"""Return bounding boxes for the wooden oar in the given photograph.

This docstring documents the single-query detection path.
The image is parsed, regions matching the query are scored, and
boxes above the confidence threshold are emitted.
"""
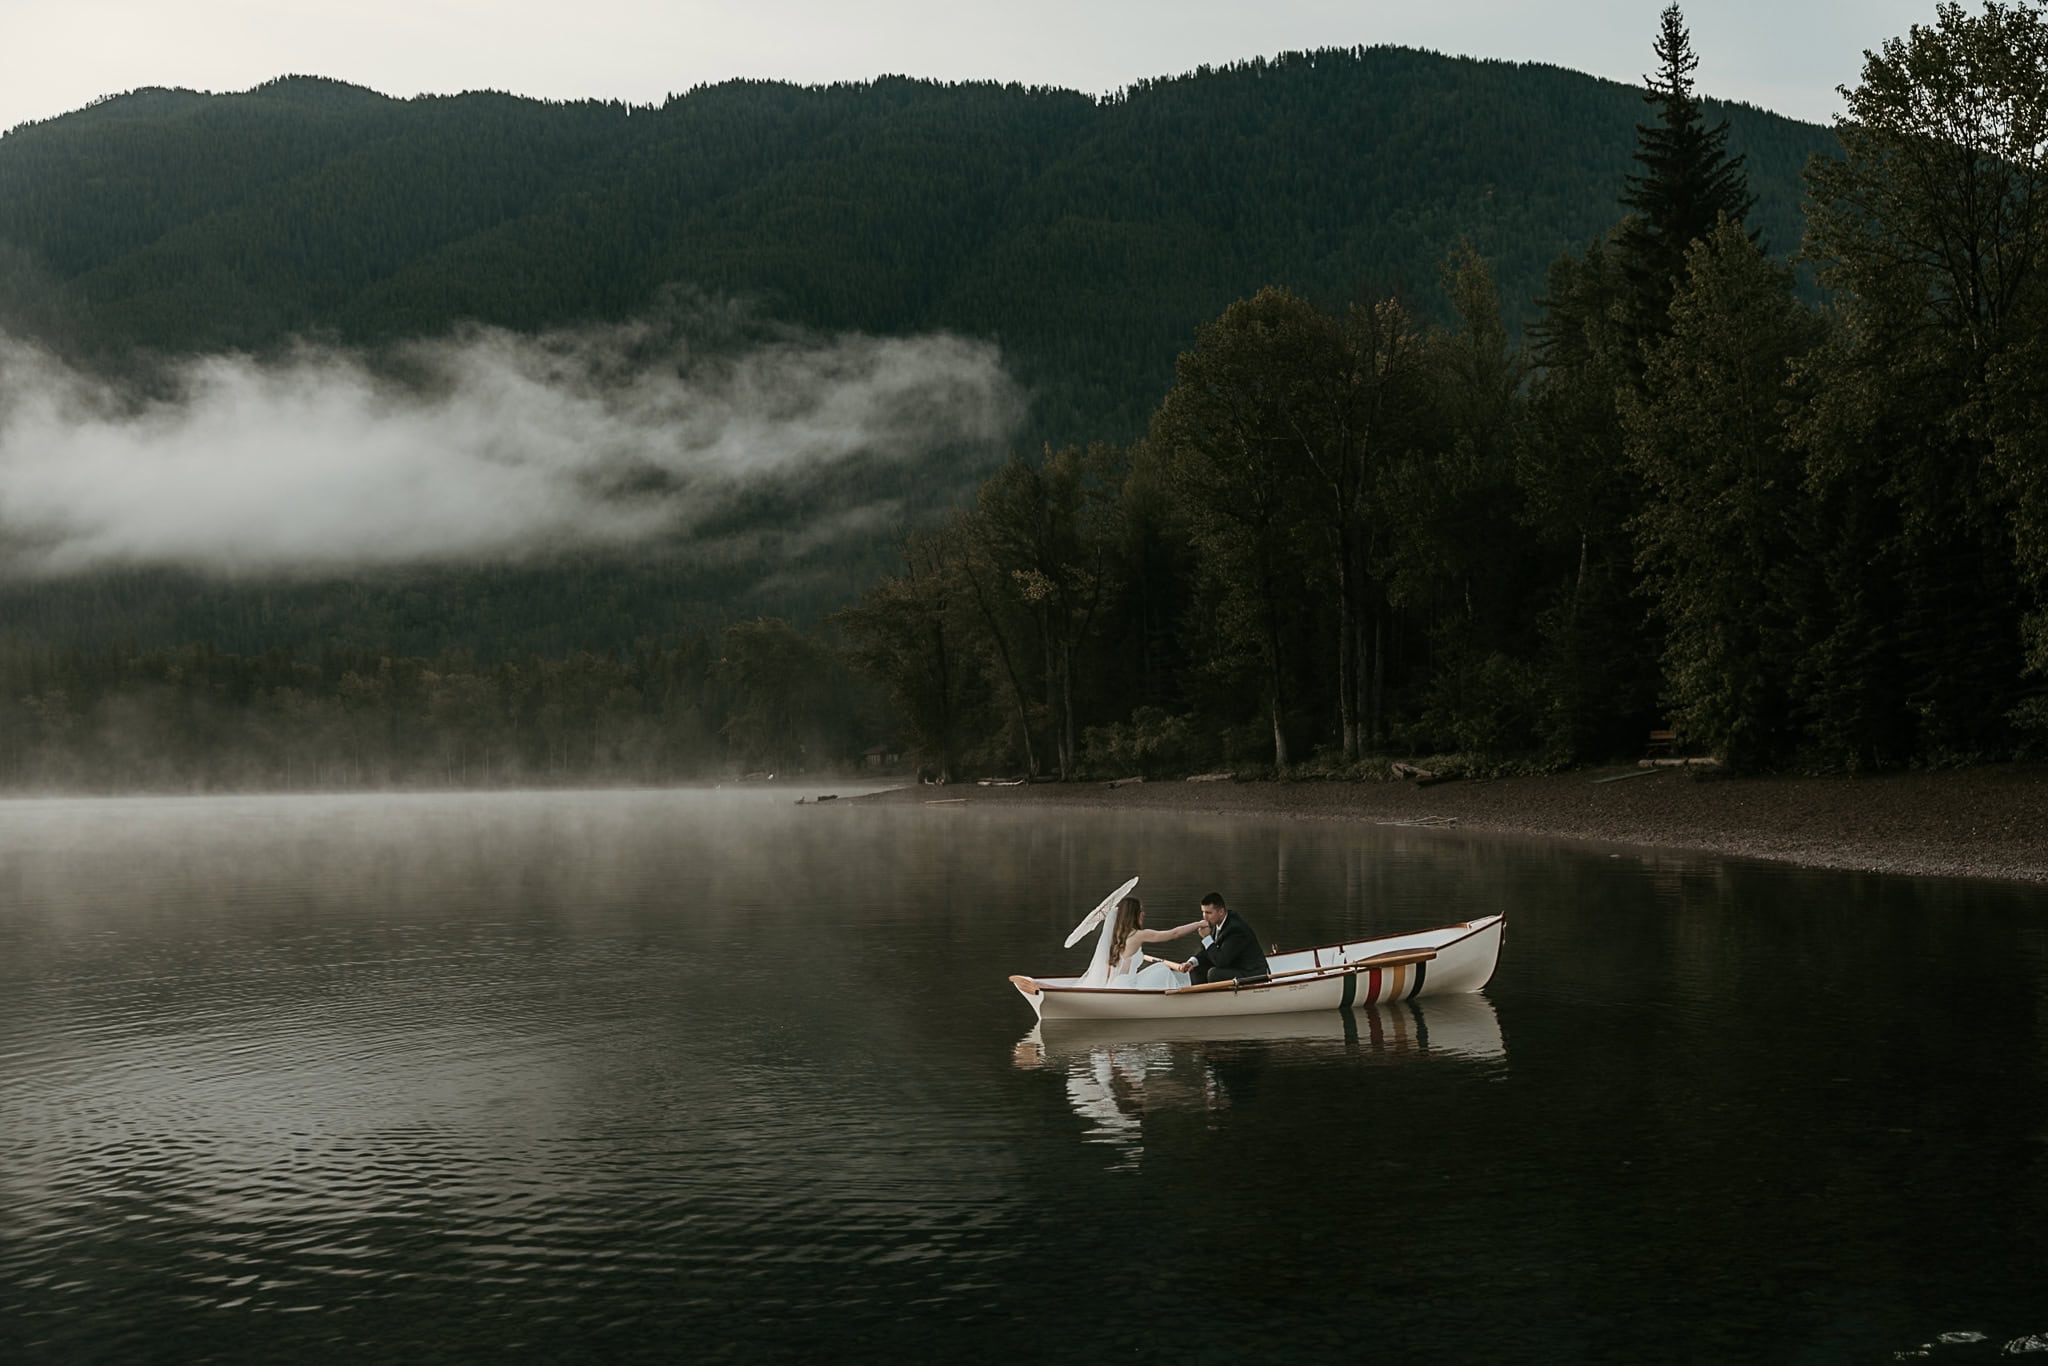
[1162,948,1437,994]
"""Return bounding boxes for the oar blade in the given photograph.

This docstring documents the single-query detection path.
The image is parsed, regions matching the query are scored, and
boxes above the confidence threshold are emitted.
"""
[1062,875,1140,947]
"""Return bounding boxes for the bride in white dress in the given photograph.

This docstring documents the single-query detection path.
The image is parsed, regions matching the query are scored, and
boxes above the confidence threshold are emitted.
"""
[1100,896,1203,989]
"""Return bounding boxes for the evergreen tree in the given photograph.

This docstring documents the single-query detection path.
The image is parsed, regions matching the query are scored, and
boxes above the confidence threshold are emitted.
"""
[1615,5,1757,359]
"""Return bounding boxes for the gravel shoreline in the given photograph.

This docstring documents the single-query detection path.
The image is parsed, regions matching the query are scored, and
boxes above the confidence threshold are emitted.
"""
[857,763,2048,886]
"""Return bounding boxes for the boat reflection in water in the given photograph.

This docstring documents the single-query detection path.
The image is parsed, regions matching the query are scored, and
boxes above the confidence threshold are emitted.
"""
[1012,993,1505,1157]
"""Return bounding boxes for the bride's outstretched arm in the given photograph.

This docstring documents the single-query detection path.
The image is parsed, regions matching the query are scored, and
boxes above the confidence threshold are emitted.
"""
[1133,920,1205,946]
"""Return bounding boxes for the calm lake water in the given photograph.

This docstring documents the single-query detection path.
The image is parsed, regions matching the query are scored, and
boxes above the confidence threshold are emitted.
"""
[2,788,2044,1363]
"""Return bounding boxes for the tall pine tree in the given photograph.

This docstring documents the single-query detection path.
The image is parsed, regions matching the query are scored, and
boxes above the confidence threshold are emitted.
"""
[1616,4,1757,361]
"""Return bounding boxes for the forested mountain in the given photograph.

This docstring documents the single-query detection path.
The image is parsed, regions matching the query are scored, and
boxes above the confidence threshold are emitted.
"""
[36,28,2021,793]
[0,49,1833,443]
[0,49,1834,659]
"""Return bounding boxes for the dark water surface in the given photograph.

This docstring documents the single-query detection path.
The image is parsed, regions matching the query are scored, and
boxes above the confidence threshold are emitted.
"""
[3,789,2045,1363]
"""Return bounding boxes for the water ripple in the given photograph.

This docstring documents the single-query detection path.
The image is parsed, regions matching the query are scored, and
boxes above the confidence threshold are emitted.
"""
[5,790,2046,1362]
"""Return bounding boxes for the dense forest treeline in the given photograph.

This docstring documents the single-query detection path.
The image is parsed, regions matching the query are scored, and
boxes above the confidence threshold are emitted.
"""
[0,620,873,791]
[3,6,2045,789]
[835,2,2048,782]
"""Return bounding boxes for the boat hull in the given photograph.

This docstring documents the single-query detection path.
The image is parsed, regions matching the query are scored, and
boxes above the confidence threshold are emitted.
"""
[1011,915,1503,1022]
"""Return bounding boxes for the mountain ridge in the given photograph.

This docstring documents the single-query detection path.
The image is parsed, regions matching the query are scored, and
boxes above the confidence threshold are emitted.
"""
[0,44,1840,649]
[0,46,1837,431]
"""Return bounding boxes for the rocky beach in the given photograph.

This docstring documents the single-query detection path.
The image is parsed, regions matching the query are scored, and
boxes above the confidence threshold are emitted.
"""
[859,763,2048,886]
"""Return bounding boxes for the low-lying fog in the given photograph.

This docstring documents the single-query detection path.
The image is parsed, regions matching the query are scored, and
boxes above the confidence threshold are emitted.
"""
[0,318,1020,576]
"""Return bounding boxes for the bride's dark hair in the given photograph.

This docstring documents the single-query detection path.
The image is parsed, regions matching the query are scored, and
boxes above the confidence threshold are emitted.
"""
[1108,896,1143,970]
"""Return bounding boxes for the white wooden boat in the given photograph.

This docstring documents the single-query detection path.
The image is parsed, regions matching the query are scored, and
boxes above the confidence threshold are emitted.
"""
[1010,880,1503,1023]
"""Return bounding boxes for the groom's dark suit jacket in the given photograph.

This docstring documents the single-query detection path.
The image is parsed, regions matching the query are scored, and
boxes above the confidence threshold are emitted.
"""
[1191,912,1270,980]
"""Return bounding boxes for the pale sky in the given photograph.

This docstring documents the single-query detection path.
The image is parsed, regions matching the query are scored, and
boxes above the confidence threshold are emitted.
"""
[0,0,1944,136]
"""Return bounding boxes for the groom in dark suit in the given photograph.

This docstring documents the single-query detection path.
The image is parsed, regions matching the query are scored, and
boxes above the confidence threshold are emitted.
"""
[1177,892,1270,985]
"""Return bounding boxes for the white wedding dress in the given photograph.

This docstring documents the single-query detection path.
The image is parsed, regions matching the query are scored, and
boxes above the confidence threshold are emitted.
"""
[1107,944,1189,990]
[1078,914,1196,990]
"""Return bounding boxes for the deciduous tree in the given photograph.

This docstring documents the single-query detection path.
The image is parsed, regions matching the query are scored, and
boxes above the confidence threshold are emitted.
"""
[1801,0,2048,754]
[1623,221,1824,767]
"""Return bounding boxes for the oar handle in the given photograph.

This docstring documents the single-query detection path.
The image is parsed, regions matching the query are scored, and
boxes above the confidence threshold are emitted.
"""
[1165,977,1262,995]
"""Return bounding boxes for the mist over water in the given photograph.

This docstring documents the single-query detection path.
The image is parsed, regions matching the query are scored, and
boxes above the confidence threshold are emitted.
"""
[3,791,2046,1362]
[0,321,1020,576]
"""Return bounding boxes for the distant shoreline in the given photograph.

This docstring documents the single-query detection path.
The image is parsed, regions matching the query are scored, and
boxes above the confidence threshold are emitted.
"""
[856,764,2048,886]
